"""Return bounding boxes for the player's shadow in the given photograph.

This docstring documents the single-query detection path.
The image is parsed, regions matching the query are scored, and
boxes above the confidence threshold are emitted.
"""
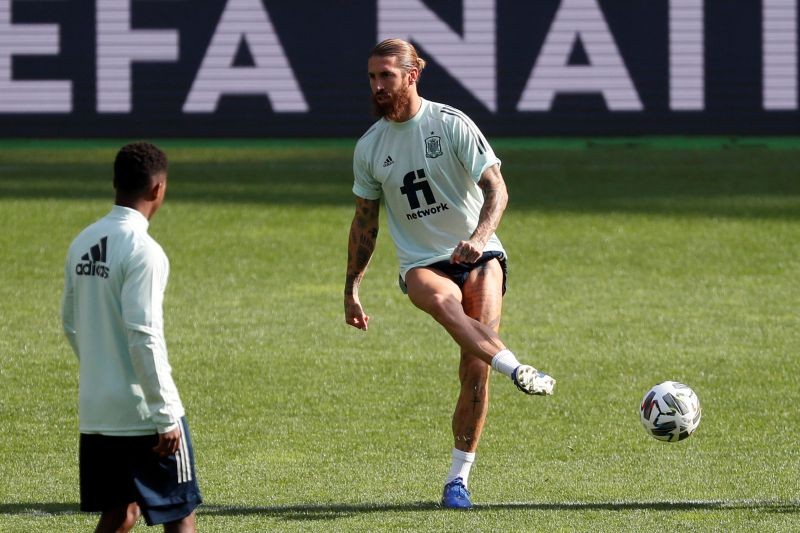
[2,500,799,522]
[0,503,81,515]
[200,500,800,521]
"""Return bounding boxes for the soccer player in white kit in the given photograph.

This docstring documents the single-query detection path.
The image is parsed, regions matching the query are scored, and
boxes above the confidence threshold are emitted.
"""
[344,39,556,510]
[62,142,201,531]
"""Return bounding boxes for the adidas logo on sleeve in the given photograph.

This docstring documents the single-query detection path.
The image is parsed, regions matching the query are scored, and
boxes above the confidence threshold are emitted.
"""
[75,236,110,278]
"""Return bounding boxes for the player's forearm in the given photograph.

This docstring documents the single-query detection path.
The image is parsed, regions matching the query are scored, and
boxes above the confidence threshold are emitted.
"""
[345,219,378,298]
[127,328,183,433]
[345,199,380,298]
[472,166,508,245]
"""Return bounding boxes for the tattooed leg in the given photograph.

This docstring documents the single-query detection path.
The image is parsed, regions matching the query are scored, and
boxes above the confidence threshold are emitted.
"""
[451,258,504,452]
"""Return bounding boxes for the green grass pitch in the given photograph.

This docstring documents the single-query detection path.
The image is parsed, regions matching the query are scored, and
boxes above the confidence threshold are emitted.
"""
[0,138,798,531]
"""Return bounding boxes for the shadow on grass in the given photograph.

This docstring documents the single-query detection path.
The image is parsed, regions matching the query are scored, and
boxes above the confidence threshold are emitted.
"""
[3,500,798,520]
[1,147,799,219]
[0,503,80,515]
[200,500,800,519]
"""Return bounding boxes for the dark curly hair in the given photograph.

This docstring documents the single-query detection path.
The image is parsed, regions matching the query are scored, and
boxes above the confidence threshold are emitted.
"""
[113,142,168,194]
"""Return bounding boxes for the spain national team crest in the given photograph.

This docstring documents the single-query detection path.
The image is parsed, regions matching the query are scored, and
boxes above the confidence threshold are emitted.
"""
[425,135,443,158]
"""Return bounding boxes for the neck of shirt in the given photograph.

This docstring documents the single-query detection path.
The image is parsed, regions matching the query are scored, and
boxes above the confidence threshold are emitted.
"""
[110,204,150,231]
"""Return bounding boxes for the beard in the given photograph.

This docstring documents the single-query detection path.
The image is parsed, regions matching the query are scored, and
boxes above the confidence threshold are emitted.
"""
[371,86,412,121]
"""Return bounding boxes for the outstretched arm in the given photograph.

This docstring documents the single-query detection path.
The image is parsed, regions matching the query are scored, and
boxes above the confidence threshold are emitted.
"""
[344,196,380,330]
[451,164,508,264]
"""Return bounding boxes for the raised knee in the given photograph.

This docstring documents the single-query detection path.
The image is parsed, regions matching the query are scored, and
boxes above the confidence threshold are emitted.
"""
[426,293,461,322]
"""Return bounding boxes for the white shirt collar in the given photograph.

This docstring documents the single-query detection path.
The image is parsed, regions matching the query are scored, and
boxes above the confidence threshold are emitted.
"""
[110,204,150,230]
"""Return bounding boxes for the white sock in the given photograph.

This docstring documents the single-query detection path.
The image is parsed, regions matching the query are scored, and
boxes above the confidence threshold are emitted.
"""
[491,349,521,378]
[446,448,476,487]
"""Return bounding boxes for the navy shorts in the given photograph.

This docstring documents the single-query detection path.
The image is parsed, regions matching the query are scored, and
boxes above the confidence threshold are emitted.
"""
[400,251,508,295]
[79,417,202,526]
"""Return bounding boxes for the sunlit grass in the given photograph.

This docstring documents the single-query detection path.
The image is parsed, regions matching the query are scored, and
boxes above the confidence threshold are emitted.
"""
[1,140,799,531]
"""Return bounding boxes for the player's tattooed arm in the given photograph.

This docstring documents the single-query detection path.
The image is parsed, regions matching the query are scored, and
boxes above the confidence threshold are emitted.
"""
[345,197,380,298]
[452,164,508,264]
[473,164,508,246]
[344,197,380,330]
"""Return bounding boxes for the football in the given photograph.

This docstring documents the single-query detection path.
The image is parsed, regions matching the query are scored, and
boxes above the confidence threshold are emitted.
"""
[640,381,701,442]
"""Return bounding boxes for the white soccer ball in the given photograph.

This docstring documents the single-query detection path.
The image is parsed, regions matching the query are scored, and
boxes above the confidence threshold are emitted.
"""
[640,381,701,442]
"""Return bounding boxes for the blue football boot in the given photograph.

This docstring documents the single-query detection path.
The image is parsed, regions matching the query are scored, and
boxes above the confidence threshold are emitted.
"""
[441,477,472,510]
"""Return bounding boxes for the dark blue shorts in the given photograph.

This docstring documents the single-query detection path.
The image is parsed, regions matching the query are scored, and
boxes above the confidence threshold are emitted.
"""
[400,251,508,295]
[79,417,202,526]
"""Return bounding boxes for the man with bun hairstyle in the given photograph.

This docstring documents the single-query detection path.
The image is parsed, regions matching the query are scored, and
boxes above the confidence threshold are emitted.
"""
[344,39,556,510]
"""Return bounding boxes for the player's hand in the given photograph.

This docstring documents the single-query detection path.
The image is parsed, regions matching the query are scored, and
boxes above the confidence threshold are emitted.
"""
[152,427,181,457]
[345,298,370,331]
[450,239,483,264]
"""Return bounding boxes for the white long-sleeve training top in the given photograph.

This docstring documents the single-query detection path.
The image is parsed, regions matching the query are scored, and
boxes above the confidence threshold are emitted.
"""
[62,205,185,436]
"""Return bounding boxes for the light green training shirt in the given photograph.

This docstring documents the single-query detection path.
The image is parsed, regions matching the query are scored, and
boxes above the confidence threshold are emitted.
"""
[353,98,505,279]
[62,205,184,436]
